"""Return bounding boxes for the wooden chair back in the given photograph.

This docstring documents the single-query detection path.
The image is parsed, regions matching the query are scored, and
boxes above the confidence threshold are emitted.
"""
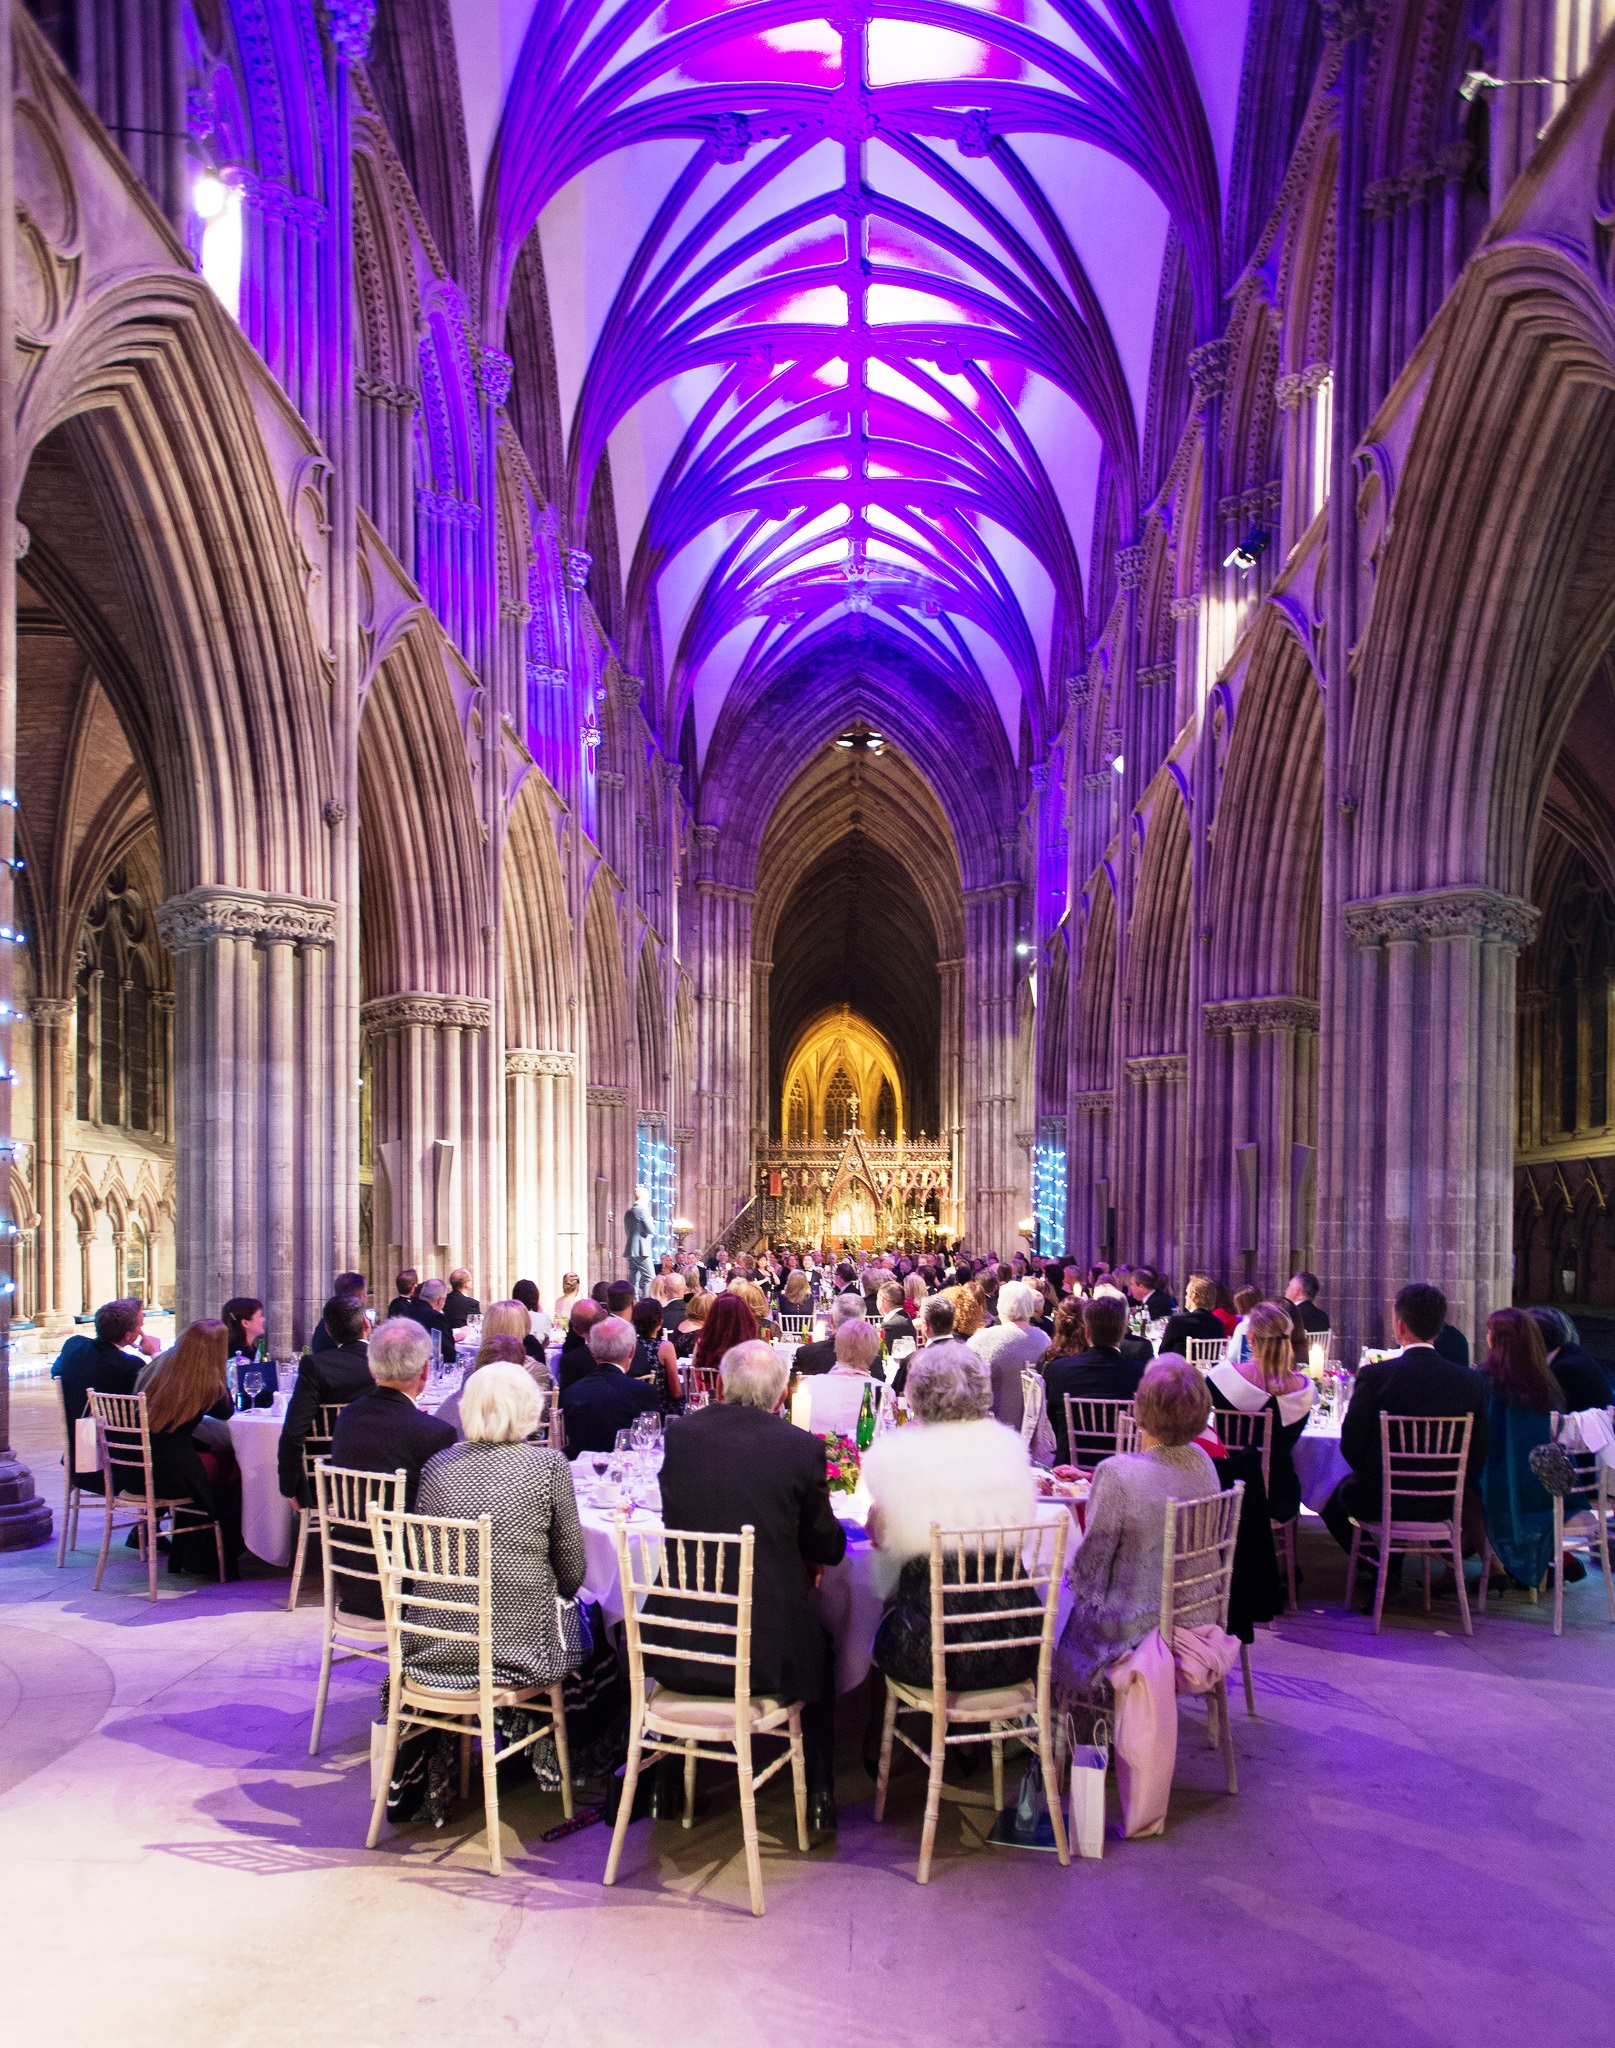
[1186,1337,1225,1370]
[1548,1408,1609,1504]
[87,1389,153,1499]
[1211,1406,1272,1491]
[1062,1394,1137,1472]
[314,1461,407,1608]
[686,1362,723,1403]
[1159,1483,1245,1635]
[924,1517,1069,1704]
[300,1402,347,1487]
[778,1311,814,1340]
[617,1523,757,1711]
[1378,1414,1472,1527]
[1020,1369,1046,1448]
[369,1506,495,1706]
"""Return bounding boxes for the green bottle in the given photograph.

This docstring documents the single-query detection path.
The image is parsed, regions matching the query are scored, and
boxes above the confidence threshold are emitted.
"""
[856,1380,876,1452]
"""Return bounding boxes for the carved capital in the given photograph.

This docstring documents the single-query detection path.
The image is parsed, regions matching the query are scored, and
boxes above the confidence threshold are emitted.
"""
[614,672,644,706]
[565,549,593,592]
[27,997,72,1025]
[416,488,481,530]
[360,993,494,1033]
[1168,590,1201,620]
[1344,888,1540,950]
[1114,543,1147,590]
[479,349,514,407]
[1125,1053,1189,1085]
[598,770,626,791]
[1138,662,1174,690]
[355,370,419,414]
[1204,995,1321,1035]
[1083,769,1113,791]
[325,0,376,64]
[322,799,348,830]
[1319,0,1379,41]
[691,824,721,850]
[505,1048,577,1077]
[1071,1089,1113,1114]
[587,1084,630,1108]
[1188,338,1232,408]
[156,887,338,951]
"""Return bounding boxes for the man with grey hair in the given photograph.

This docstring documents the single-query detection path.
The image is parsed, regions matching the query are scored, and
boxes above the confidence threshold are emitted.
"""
[793,1290,873,1378]
[401,1275,459,1364]
[968,1276,1049,1432]
[557,1312,661,1455]
[324,1318,455,1614]
[648,1337,847,1834]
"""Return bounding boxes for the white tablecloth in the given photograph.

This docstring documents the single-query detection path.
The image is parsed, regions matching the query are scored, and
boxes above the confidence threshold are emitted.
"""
[1293,1417,1349,1515]
[228,1409,296,1566]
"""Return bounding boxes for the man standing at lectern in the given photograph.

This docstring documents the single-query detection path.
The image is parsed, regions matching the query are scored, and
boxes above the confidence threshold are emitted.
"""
[624,1184,655,1300]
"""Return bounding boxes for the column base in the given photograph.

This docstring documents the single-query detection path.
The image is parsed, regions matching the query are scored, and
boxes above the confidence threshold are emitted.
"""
[0,1455,53,1549]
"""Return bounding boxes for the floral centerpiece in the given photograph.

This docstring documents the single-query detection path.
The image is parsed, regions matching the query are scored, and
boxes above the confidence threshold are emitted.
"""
[818,1430,860,1495]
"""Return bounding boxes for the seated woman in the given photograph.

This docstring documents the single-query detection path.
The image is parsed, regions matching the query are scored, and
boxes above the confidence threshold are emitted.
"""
[1478,1307,1582,1590]
[550,1272,582,1325]
[948,1284,987,1344]
[861,1342,1040,1690]
[672,1289,712,1360]
[119,1318,244,1578]
[482,1296,547,1374]
[1224,1287,1261,1364]
[801,1317,885,1435]
[432,1333,528,1439]
[1204,1300,1315,1523]
[686,1290,758,1389]
[389,1364,603,1822]
[778,1268,814,1325]
[1053,1359,1220,1712]
[628,1296,682,1408]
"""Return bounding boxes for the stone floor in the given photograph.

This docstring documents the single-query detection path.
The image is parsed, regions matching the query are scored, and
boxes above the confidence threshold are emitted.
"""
[4,1378,1614,2048]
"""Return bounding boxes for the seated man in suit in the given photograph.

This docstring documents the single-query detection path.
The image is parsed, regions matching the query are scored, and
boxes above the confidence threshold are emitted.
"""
[442,1269,480,1332]
[1285,1270,1330,1336]
[1527,1306,1615,1411]
[54,1297,161,1494]
[1320,1281,1489,1576]
[1161,1275,1228,1359]
[556,1298,604,1391]
[277,1295,375,1505]
[310,1271,368,1353]
[400,1277,458,1363]
[645,1339,847,1833]
[877,1280,916,1352]
[792,1292,867,1377]
[326,1317,456,1617]
[1043,1294,1146,1466]
[557,1314,662,1456]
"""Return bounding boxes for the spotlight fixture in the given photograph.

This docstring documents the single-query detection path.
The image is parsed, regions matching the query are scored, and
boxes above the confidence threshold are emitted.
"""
[1224,526,1270,573]
[1015,941,1031,956]
[833,725,884,754]
[1459,69,1571,101]
[193,172,229,220]
[1112,754,1125,775]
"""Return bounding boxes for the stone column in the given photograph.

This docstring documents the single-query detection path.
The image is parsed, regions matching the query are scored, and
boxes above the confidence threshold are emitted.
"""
[1337,889,1538,1354]
[691,825,753,1244]
[156,888,339,1350]
[1069,1090,1113,1260]
[1203,997,1321,1290]
[964,865,1021,1254]
[505,1048,577,1300]
[28,996,72,1332]
[938,957,965,1236]
[751,957,772,1150]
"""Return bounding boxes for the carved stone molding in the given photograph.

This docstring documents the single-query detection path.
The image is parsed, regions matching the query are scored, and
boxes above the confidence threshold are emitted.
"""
[1204,995,1321,1035]
[565,549,593,592]
[322,799,348,830]
[1071,1090,1114,1113]
[1344,888,1540,950]
[1274,362,1331,410]
[1114,544,1147,589]
[505,1048,577,1077]
[1083,769,1113,791]
[674,1126,695,1147]
[1138,663,1174,690]
[360,993,493,1033]
[355,370,419,413]
[1188,337,1232,407]
[26,997,72,1024]
[416,488,481,529]
[615,673,644,706]
[597,770,626,791]
[479,349,514,406]
[325,0,376,65]
[587,1084,630,1108]
[156,887,338,951]
[1125,1054,1189,1085]
[1168,590,1201,620]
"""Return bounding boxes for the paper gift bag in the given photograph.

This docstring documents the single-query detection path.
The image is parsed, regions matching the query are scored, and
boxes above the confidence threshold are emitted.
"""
[369,1720,391,1801]
[1068,1743,1107,1859]
[73,1415,99,1476]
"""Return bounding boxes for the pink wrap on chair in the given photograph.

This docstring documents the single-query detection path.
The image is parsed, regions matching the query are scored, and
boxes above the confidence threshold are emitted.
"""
[1171,1622,1240,1695]
[1106,1629,1176,1838]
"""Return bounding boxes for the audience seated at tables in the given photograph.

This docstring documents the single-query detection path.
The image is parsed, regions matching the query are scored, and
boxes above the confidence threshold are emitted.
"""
[1053,1359,1220,1713]
[670,1289,710,1360]
[861,1342,1040,1691]
[644,1339,846,1834]
[1285,1270,1330,1335]
[321,1317,457,1613]
[482,1297,548,1372]
[651,1271,690,1338]
[685,1289,761,1391]
[778,1269,814,1322]
[117,1319,244,1577]
[1204,1301,1315,1523]
[1319,1282,1489,1567]
[53,1297,161,1452]
[1043,1295,1146,1466]
[442,1269,481,1332]
[557,1315,663,1456]
[1161,1276,1227,1359]
[556,1299,604,1391]
[628,1296,682,1407]
[1476,1307,1585,1591]
[400,1278,459,1364]
[431,1334,527,1441]
[309,1272,368,1353]
[385,1269,420,1319]
[792,1291,863,1377]
[800,1318,884,1435]
[1525,1307,1615,1412]
[968,1279,1050,1433]
[386,1363,597,1824]
[277,1295,374,1504]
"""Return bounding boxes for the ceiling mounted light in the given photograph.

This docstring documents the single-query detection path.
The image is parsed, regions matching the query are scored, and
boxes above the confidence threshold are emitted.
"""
[834,725,884,754]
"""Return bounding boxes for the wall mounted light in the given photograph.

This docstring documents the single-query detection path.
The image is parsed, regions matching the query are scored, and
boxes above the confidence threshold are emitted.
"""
[1223,527,1269,573]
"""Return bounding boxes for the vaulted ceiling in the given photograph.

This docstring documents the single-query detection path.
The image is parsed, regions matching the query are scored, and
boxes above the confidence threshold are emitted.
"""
[448,0,1250,768]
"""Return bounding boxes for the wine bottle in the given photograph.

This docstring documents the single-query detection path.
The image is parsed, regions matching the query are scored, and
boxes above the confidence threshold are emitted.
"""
[856,1379,876,1452]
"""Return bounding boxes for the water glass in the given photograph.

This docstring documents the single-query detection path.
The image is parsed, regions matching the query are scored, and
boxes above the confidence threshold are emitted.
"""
[242,1369,263,1408]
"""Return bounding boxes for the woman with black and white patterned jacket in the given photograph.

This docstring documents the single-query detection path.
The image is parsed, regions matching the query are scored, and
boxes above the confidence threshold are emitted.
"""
[410,1363,589,1692]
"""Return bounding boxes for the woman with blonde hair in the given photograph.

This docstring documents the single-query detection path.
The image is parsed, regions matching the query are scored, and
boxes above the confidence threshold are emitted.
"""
[481,1296,549,1374]
[1204,1300,1314,1521]
[117,1318,243,1577]
[672,1288,712,1359]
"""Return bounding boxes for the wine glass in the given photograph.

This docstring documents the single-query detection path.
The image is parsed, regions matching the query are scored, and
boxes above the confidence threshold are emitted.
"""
[242,1369,263,1409]
[589,1451,612,1497]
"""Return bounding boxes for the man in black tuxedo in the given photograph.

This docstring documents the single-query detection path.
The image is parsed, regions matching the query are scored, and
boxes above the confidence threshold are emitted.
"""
[1043,1295,1146,1465]
[646,1339,847,1833]
[54,1298,161,1496]
[310,1271,369,1353]
[278,1295,375,1504]
[1132,1267,1176,1322]
[1161,1276,1227,1359]
[1527,1306,1615,1411]
[326,1317,455,1616]
[1320,1282,1489,1566]
[1285,1270,1330,1335]
[558,1315,662,1454]
[792,1291,865,1377]
[442,1269,480,1332]
[556,1297,604,1391]
[400,1278,458,1363]
[877,1280,916,1350]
